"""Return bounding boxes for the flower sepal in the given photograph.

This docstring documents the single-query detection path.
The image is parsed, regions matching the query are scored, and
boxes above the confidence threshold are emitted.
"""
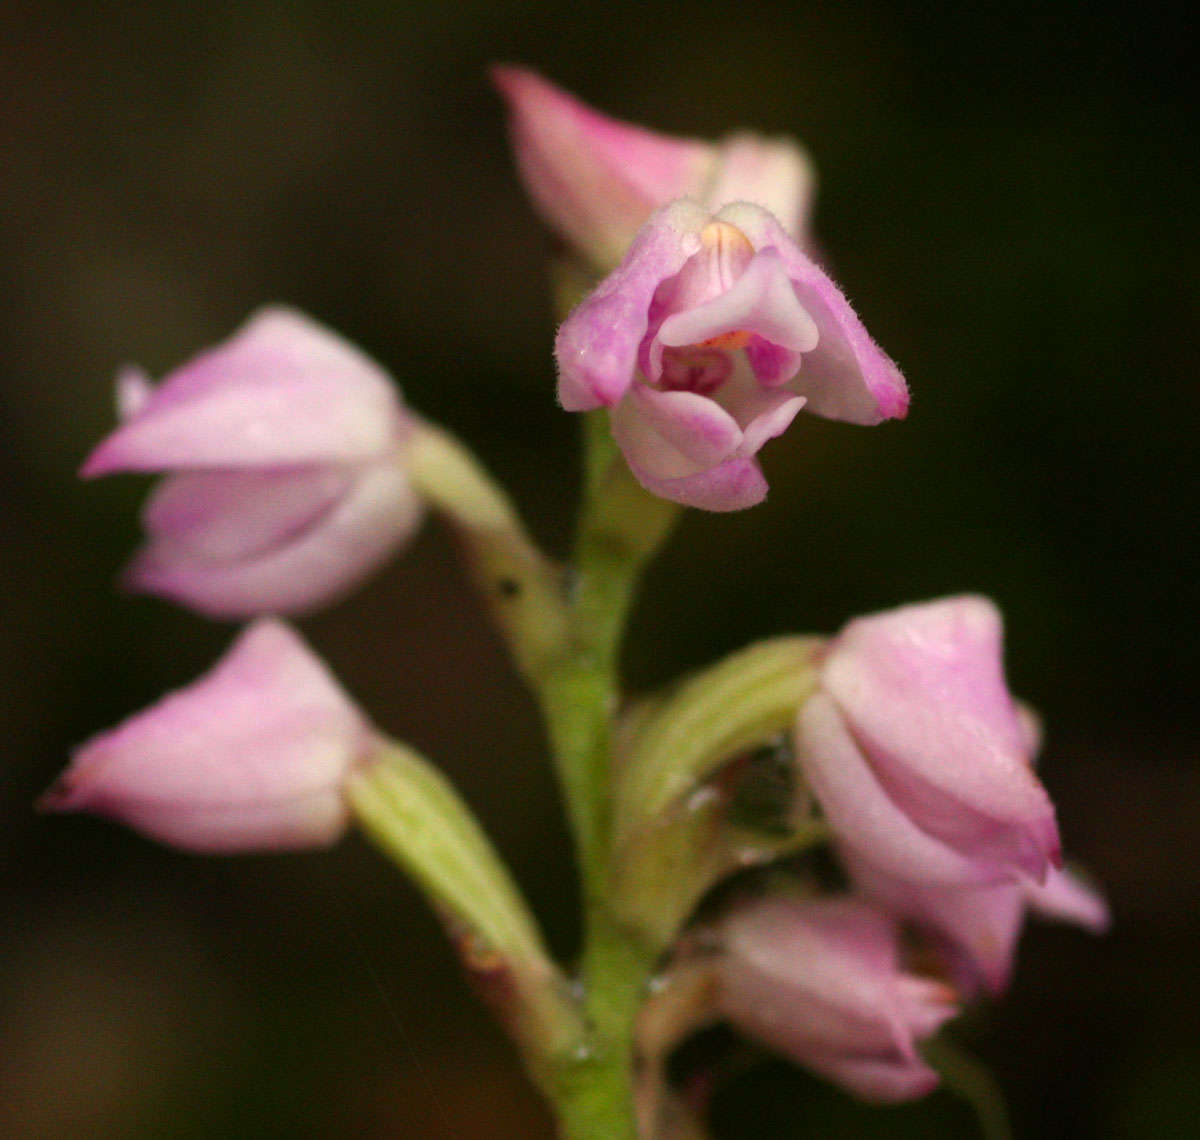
[42,619,378,852]
[796,596,1063,887]
[713,894,960,1103]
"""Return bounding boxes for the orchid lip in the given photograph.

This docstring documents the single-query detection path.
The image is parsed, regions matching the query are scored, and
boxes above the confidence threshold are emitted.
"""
[656,248,819,356]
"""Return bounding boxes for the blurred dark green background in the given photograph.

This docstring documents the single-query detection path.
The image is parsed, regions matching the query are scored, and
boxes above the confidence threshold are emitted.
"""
[2,1,1196,1136]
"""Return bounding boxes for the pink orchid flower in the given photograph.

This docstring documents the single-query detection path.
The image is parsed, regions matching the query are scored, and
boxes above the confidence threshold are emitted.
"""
[717,896,958,1103]
[556,199,907,509]
[42,620,379,852]
[82,307,423,618]
[796,596,1063,886]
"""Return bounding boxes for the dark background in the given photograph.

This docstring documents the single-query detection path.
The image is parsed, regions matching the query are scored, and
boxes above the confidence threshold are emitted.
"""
[2,1,1196,1136]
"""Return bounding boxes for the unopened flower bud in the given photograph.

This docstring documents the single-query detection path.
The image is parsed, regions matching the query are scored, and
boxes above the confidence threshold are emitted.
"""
[716,896,957,1103]
[82,307,423,618]
[43,620,378,852]
[493,66,816,272]
[797,596,1062,886]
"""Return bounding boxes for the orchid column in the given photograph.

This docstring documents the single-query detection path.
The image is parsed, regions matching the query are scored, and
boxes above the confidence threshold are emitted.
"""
[45,68,1106,1140]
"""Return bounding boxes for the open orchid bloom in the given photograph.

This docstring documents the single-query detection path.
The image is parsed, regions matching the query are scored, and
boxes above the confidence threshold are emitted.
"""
[797,596,1062,886]
[82,307,423,618]
[556,200,907,509]
[493,65,815,270]
[716,896,958,1103]
[42,620,378,851]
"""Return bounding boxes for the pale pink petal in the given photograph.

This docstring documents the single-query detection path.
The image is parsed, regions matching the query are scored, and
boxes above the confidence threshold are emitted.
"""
[718,202,909,424]
[744,337,804,385]
[104,793,350,852]
[1024,867,1110,933]
[863,757,1060,884]
[845,848,1020,994]
[709,360,807,454]
[1016,701,1044,757]
[723,898,898,1017]
[704,133,817,242]
[556,200,708,410]
[738,393,806,456]
[722,898,947,1059]
[823,596,1061,882]
[610,397,708,484]
[717,896,956,1104]
[846,851,1107,996]
[81,307,403,475]
[644,219,758,335]
[797,694,997,884]
[620,385,743,469]
[42,620,371,851]
[128,461,422,618]
[140,466,354,564]
[492,66,716,270]
[625,454,769,511]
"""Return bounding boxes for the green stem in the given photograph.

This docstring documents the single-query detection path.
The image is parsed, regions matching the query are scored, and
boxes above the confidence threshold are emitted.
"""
[538,415,679,1139]
[549,413,679,881]
[552,913,654,1140]
[540,659,616,895]
[573,413,679,664]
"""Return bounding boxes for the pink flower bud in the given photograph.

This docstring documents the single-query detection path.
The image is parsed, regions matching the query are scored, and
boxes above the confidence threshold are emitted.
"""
[492,66,815,270]
[82,307,423,618]
[716,896,957,1103]
[844,852,1109,996]
[555,200,907,509]
[797,597,1062,887]
[42,620,377,852]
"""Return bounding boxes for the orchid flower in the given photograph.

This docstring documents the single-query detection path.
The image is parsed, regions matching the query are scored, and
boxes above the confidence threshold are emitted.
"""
[796,596,1062,886]
[82,307,423,618]
[43,620,377,851]
[717,896,958,1103]
[556,200,907,509]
